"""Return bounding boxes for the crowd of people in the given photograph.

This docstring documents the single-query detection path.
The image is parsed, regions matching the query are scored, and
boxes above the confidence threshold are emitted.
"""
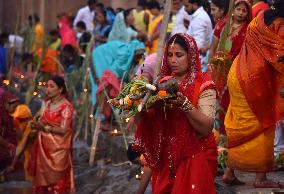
[0,0,284,193]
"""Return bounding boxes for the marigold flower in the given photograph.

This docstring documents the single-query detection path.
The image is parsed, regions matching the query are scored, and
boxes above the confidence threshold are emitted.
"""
[135,99,142,105]
[158,90,168,97]
[127,99,133,106]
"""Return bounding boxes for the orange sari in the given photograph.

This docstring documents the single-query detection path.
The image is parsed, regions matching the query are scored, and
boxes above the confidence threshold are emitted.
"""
[225,13,284,172]
[28,100,75,193]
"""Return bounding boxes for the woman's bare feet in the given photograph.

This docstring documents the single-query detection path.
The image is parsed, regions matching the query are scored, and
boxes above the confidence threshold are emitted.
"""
[254,172,281,188]
[222,168,245,186]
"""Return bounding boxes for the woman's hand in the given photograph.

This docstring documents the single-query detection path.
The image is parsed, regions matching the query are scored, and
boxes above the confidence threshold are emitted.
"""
[30,121,45,131]
[168,92,194,112]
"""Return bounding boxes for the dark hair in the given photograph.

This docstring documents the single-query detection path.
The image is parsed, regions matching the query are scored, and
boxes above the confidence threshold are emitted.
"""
[123,8,134,19]
[76,21,87,30]
[211,0,230,15]
[28,14,40,23]
[235,0,249,10]
[201,0,211,13]
[97,10,107,18]
[50,75,67,95]
[188,0,202,6]
[167,35,188,52]
[87,0,96,6]
[95,2,104,11]
[49,29,59,37]
[138,0,148,7]
[22,52,33,62]
[123,8,137,30]
[127,143,141,162]
[106,7,115,15]
[147,0,161,10]
[79,32,92,52]
[0,32,9,46]
[63,44,76,55]
[264,0,284,25]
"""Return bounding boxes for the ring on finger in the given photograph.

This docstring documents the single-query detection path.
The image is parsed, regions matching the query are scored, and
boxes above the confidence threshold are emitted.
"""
[182,97,189,106]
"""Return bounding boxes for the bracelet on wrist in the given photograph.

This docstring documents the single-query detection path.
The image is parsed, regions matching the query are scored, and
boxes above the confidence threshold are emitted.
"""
[181,98,194,112]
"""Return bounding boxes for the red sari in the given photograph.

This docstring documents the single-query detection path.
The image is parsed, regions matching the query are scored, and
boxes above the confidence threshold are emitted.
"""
[252,1,269,19]
[28,99,75,194]
[0,92,18,171]
[134,34,217,194]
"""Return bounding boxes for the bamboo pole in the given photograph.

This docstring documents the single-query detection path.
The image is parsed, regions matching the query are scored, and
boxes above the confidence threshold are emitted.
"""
[153,0,172,78]
[89,94,104,166]
[138,0,172,111]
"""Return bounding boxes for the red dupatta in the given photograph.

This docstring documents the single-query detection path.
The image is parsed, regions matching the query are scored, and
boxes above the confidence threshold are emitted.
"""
[134,34,215,175]
[237,13,284,129]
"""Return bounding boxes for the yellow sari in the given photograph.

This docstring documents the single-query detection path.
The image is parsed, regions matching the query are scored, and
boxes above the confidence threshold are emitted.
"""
[225,60,275,172]
[32,23,44,52]
[147,14,163,54]
[225,12,284,172]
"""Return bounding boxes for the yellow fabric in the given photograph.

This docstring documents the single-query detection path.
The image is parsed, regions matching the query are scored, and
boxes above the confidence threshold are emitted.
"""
[23,123,33,181]
[49,38,61,51]
[16,122,33,181]
[13,104,32,119]
[147,14,163,54]
[32,24,44,52]
[133,9,147,33]
[224,60,275,172]
[13,104,33,180]
[167,15,176,33]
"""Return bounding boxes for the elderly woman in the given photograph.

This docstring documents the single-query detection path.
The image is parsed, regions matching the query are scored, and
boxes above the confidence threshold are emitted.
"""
[29,75,75,193]
[134,34,217,193]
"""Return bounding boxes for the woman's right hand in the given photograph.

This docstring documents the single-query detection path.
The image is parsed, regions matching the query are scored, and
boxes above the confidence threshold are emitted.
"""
[30,121,45,131]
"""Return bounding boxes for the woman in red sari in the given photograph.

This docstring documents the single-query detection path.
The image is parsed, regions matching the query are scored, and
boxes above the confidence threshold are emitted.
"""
[134,33,217,193]
[208,0,252,134]
[29,75,75,194]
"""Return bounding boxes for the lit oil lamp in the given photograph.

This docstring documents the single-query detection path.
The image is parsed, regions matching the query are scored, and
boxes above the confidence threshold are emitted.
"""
[109,129,122,136]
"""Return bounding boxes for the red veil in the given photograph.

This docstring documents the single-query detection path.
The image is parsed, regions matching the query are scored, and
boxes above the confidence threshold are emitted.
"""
[134,34,216,175]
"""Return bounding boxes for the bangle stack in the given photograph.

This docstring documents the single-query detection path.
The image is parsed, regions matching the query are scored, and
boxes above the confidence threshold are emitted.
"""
[181,97,194,112]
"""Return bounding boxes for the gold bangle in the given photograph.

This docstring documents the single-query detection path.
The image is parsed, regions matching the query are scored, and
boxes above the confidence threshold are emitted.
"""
[182,97,189,106]
[181,100,194,112]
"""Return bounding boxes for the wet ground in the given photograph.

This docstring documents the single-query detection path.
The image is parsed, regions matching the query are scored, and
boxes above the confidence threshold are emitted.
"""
[0,140,283,194]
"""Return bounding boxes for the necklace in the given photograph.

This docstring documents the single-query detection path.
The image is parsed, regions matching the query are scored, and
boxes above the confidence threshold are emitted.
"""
[50,96,64,111]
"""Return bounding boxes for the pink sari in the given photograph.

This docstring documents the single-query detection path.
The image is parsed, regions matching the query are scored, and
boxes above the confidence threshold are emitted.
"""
[59,16,78,49]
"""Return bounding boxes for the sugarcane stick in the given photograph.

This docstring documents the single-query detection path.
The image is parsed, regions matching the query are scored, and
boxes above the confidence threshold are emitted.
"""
[153,0,172,78]
[139,0,172,111]
[89,94,104,166]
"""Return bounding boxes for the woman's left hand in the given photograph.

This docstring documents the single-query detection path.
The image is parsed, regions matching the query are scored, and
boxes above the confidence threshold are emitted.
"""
[168,92,194,112]
[168,92,187,107]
